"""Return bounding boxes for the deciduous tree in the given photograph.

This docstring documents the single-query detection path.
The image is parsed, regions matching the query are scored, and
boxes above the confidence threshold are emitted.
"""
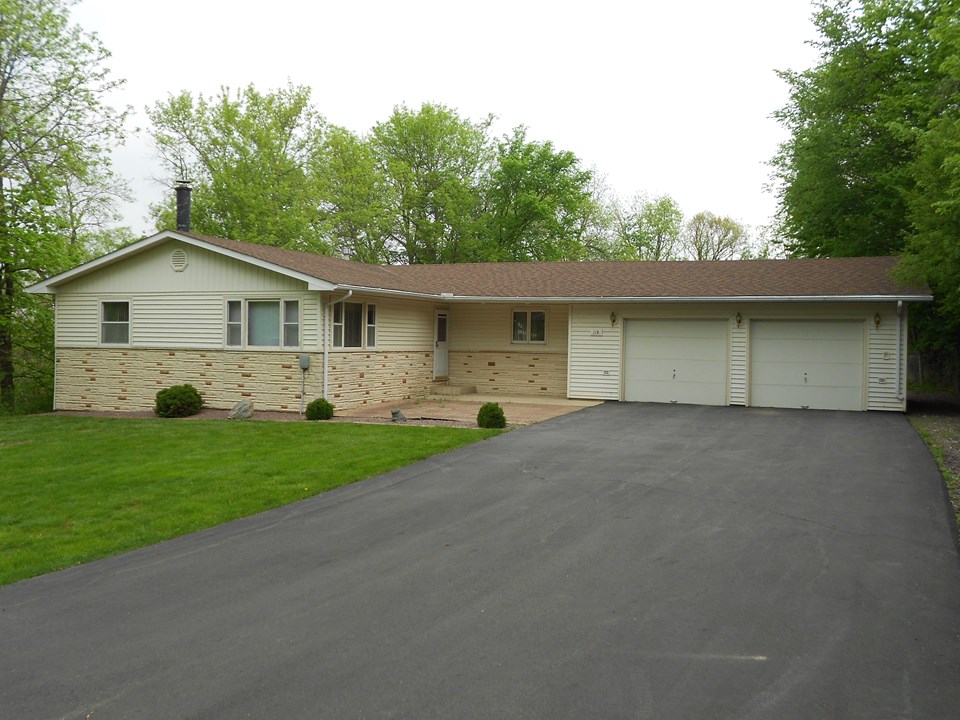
[0,0,128,412]
[682,212,749,261]
[610,194,683,260]
[371,103,491,264]
[481,127,596,261]
[148,83,332,253]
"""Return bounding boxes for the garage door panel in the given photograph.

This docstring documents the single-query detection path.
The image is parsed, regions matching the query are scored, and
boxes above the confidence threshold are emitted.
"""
[751,361,864,387]
[750,321,864,411]
[629,358,727,382]
[626,379,726,406]
[624,320,727,406]
[751,338,864,364]
[625,336,726,361]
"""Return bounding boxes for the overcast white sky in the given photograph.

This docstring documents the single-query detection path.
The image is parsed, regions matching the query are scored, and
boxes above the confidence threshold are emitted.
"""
[72,0,822,238]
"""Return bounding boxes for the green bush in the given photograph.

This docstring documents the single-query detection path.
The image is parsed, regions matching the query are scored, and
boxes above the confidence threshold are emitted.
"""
[154,384,203,418]
[476,402,506,429]
[305,398,335,421]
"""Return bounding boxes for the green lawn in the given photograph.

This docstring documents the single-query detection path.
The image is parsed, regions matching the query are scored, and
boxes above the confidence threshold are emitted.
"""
[0,415,501,586]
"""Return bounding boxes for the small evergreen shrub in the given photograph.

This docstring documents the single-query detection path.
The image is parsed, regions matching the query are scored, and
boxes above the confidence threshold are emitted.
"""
[154,384,203,418]
[306,397,335,421]
[477,402,506,429]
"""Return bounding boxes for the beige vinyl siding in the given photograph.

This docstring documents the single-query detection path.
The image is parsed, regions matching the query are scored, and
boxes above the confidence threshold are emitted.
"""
[301,294,321,350]
[59,241,307,295]
[131,294,223,347]
[375,299,434,349]
[730,323,748,405]
[55,292,317,350]
[448,304,568,352]
[321,295,433,350]
[55,295,99,346]
[867,309,906,411]
[568,305,621,399]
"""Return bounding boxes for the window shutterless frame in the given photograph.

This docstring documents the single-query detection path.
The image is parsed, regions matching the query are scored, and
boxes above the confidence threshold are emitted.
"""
[224,298,301,349]
[100,300,130,345]
[511,308,546,344]
[332,301,375,349]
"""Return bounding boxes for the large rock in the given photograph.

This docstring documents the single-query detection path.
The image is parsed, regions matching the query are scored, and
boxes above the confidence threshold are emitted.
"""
[391,409,407,423]
[228,399,254,420]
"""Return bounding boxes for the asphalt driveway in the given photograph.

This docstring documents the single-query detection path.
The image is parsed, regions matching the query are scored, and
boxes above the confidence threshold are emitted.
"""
[2,403,959,719]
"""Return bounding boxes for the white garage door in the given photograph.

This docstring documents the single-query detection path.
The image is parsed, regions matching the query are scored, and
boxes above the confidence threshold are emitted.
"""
[750,320,864,411]
[623,320,728,406]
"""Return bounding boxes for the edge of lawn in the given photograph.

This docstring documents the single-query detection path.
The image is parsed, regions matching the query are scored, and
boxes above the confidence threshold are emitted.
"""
[0,415,503,586]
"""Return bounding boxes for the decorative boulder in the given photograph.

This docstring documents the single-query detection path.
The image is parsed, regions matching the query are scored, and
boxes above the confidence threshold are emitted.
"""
[228,399,254,420]
[391,409,407,423]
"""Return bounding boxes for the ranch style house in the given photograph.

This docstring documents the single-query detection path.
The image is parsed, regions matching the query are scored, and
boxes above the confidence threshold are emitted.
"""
[27,229,930,414]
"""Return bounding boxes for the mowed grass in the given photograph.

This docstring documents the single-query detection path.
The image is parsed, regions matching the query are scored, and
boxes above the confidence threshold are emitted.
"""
[0,415,501,586]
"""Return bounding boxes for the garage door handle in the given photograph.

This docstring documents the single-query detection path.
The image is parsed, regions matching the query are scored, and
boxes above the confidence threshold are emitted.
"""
[804,372,808,383]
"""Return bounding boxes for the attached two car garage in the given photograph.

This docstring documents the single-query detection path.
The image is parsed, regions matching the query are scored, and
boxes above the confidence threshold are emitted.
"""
[622,318,867,411]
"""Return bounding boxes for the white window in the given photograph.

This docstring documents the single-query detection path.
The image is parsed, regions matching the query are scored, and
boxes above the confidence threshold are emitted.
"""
[283,301,300,347]
[101,301,130,345]
[512,309,546,343]
[366,304,377,348]
[333,301,375,348]
[226,301,242,346]
[225,299,300,349]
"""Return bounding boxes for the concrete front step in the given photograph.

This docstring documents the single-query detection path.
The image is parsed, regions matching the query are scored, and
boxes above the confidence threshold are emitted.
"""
[431,384,477,396]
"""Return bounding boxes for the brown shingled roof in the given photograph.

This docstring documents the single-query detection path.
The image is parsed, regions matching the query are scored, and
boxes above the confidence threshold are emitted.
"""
[187,233,928,300]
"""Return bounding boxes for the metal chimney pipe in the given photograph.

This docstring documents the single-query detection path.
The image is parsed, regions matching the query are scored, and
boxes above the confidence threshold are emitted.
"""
[175,180,192,232]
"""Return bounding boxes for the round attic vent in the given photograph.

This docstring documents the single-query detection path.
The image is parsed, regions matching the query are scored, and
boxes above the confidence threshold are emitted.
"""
[171,248,189,272]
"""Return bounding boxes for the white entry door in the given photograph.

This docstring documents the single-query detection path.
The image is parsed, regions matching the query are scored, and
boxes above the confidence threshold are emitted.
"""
[623,319,728,406]
[750,320,864,411]
[434,311,449,378]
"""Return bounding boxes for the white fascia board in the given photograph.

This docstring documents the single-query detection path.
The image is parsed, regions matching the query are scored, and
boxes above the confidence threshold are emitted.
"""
[399,294,934,304]
[26,231,337,293]
[332,285,451,301]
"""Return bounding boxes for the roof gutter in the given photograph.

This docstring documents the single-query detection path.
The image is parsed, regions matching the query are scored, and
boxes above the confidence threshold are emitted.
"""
[333,290,933,304]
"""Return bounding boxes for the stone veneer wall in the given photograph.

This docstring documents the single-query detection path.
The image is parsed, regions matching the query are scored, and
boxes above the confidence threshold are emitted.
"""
[55,348,435,412]
[447,350,567,397]
[326,351,434,408]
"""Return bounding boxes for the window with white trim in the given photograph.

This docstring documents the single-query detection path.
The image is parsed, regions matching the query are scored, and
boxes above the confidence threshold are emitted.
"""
[101,301,130,344]
[512,309,546,343]
[366,304,377,348]
[225,299,300,349]
[333,301,376,348]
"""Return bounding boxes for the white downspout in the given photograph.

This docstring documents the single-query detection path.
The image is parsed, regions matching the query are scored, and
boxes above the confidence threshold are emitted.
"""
[896,300,904,401]
[323,290,353,400]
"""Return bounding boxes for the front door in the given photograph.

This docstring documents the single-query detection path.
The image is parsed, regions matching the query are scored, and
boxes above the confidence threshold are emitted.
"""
[434,312,449,378]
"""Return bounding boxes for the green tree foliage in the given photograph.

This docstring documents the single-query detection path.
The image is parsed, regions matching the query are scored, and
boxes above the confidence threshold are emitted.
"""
[315,126,392,263]
[153,98,609,265]
[772,0,948,258]
[897,1,960,384]
[370,103,492,264]
[481,127,596,261]
[683,212,750,261]
[148,83,333,253]
[774,0,960,386]
[610,194,684,260]
[0,0,128,412]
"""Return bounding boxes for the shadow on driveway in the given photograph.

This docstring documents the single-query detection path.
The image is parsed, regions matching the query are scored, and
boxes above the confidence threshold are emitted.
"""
[2,403,959,719]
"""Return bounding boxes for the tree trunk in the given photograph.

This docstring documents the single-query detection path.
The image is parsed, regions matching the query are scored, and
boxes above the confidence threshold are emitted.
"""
[0,266,15,412]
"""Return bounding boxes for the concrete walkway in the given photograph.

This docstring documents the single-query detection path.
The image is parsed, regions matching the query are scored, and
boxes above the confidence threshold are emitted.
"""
[336,393,601,425]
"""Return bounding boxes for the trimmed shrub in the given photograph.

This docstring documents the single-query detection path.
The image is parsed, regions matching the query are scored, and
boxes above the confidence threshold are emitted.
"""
[476,402,506,429]
[154,384,203,418]
[305,397,335,421]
